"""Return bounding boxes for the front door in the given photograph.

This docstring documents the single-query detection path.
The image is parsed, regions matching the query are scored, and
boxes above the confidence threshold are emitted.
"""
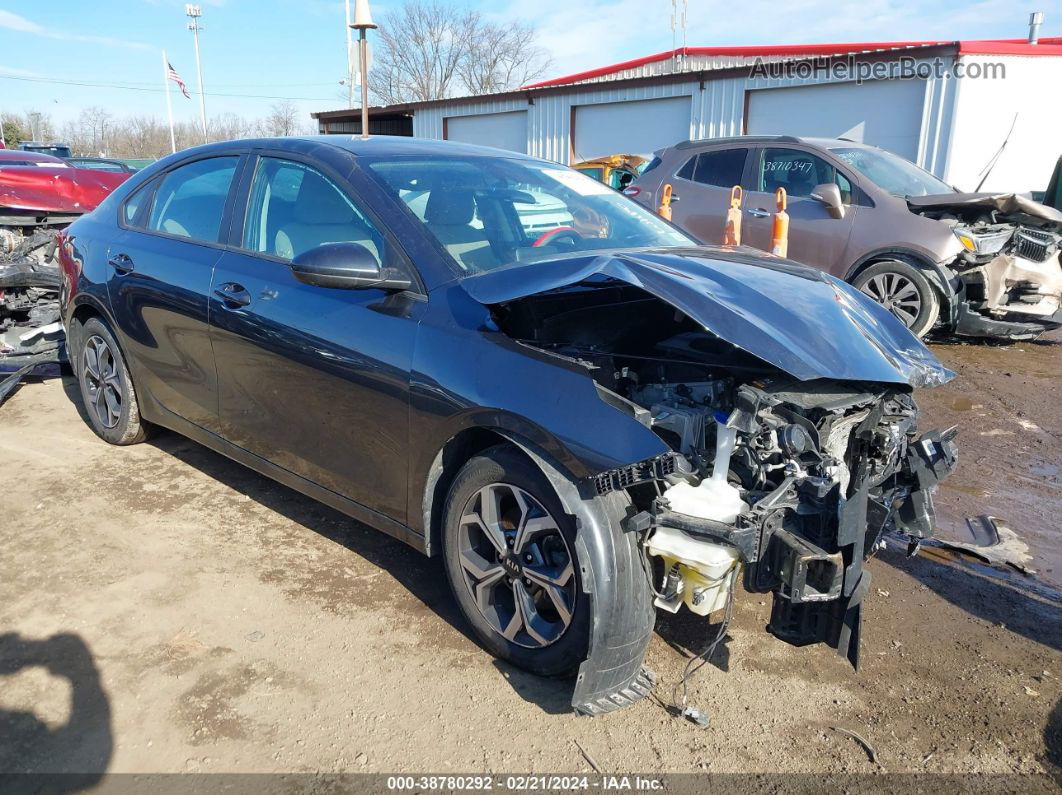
[208,155,424,522]
[106,154,241,431]
[741,147,855,274]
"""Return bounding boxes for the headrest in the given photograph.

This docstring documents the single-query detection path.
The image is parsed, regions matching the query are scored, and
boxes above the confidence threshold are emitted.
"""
[424,189,476,226]
[293,171,356,225]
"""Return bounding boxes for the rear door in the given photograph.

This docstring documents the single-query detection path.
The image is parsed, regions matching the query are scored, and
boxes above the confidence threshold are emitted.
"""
[107,153,243,431]
[208,152,425,522]
[668,146,749,244]
[741,147,855,273]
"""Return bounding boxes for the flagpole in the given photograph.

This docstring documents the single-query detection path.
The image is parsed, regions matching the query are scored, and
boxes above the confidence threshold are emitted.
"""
[162,50,176,154]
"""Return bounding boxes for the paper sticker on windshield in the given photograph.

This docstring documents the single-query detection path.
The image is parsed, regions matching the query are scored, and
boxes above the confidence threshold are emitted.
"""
[543,168,614,196]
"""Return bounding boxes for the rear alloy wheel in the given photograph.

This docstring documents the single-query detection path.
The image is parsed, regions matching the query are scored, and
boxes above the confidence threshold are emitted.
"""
[76,317,151,445]
[443,446,589,675]
[852,260,940,338]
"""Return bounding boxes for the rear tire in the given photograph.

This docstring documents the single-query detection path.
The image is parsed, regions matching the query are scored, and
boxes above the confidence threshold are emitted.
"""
[442,445,590,676]
[852,260,940,338]
[75,317,151,445]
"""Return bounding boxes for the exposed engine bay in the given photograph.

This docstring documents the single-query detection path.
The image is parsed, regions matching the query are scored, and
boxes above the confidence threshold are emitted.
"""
[493,279,958,668]
[910,193,1062,339]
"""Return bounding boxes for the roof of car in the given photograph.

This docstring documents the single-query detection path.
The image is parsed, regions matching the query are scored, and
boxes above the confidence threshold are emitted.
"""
[0,149,66,164]
[674,135,877,151]
[176,135,542,162]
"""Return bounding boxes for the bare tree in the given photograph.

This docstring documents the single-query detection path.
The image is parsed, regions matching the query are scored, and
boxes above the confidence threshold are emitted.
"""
[263,101,300,137]
[369,1,551,105]
[458,19,551,96]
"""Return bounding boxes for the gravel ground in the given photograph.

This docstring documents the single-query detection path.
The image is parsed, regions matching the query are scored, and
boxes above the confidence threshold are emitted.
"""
[0,334,1058,788]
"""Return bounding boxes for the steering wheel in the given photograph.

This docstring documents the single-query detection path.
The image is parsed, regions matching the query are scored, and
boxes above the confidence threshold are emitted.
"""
[532,226,583,248]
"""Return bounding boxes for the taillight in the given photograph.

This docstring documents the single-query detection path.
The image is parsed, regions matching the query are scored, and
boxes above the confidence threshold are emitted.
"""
[622,186,641,197]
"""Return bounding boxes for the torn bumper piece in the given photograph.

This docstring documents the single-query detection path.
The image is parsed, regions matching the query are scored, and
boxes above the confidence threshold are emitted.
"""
[953,252,1062,340]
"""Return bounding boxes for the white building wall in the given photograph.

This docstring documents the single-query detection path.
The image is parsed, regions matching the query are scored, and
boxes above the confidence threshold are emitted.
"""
[411,55,958,172]
[945,55,1062,193]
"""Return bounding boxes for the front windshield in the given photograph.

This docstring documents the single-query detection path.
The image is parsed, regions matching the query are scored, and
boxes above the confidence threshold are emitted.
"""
[829,146,954,198]
[364,156,694,274]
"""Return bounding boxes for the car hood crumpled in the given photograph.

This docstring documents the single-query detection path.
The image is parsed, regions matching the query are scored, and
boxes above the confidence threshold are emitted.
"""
[907,192,1062,227]
[461,246,955,388]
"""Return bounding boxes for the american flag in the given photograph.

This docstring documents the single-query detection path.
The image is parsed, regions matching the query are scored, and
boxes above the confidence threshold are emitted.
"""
[166,61,191,99]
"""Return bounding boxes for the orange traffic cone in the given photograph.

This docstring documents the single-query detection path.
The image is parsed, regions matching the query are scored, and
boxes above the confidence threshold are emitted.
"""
[723,186,742,246]
[657,183,674,221]
[771,188,789,257]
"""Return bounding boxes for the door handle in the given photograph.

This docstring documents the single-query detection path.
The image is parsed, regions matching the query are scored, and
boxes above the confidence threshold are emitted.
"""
[748,208,771,218]
[213,282,252,307]
[107,253,134,273]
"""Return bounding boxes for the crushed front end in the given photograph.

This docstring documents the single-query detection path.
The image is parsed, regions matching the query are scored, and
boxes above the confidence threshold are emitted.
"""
[911,193,1062,340]
[611,373,957,668]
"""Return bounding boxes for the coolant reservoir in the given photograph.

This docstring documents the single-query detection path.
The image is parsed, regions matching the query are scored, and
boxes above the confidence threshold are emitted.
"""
[646,526,740,616]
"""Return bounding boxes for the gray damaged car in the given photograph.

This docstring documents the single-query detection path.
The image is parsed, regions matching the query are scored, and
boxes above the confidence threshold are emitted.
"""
[628,136,1062,341]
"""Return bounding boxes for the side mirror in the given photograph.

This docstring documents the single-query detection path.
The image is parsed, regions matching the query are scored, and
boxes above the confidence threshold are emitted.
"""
[291,242,412,291]
[810,183,846,219]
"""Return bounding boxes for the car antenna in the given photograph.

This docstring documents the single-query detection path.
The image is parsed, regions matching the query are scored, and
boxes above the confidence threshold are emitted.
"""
[974,113,1018,192]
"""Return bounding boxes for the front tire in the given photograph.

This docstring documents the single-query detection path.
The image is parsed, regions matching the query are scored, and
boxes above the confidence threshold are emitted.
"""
[75,317,151,445]
[852,260,940,338]
[442,445,589,676]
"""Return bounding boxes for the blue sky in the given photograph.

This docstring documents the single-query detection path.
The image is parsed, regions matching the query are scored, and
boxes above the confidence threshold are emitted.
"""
[1,0,1059,127]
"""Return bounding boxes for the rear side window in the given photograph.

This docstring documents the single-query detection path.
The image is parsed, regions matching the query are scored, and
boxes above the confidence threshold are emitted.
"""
[147,157,238,242]
[675,149,748,188]
[692,148,748,188]
[640,156,662,175]
[122,183,150,226]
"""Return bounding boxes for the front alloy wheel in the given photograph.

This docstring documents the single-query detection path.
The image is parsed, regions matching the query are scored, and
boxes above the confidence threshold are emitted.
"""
[442,446,590,676]
[458,483,576,649]
[852,260,940,338]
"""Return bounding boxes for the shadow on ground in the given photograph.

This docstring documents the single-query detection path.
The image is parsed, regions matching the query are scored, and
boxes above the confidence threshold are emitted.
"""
[881,543,1062,653]
[0,632,112,790]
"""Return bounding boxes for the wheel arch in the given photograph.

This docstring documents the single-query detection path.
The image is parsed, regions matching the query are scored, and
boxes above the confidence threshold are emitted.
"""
[844,248,958,324]
[421,421,657,714]
[67,295,113,356]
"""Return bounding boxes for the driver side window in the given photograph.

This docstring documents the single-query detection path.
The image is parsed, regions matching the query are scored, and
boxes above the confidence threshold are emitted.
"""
[242,157,384,264]
[758,148,855,204]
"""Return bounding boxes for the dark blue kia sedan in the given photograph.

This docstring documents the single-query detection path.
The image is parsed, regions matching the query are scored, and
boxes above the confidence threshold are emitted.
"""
[57,136,957,715]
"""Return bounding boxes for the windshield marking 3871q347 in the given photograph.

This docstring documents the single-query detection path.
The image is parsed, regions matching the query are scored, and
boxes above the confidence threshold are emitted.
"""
[364,156,694,274]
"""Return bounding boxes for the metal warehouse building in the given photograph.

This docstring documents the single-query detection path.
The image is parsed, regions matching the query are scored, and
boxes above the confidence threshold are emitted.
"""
[313,36,1062,193]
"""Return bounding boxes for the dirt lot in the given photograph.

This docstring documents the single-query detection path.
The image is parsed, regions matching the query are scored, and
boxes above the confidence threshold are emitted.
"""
[0,334,1059,786]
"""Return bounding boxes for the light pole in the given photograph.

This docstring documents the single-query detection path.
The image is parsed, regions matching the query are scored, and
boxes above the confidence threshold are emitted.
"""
[344,0,355,108]
[350,0,376,139]
[186,4,208,139]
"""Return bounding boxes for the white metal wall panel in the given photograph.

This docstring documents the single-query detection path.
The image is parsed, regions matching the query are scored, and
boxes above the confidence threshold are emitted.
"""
[746,79,926,160]
[407,55,958,173]
[573,96,692,161]
[445,110,528,153]
[945,55,1062,192]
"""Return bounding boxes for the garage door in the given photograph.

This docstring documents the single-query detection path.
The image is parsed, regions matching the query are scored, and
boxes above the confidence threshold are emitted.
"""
[573,96,691,162]
[746,80,926,161]
[446,111,528,153]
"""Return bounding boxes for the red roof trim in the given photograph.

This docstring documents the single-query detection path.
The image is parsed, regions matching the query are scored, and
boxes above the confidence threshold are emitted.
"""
[524,37,1062,89]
